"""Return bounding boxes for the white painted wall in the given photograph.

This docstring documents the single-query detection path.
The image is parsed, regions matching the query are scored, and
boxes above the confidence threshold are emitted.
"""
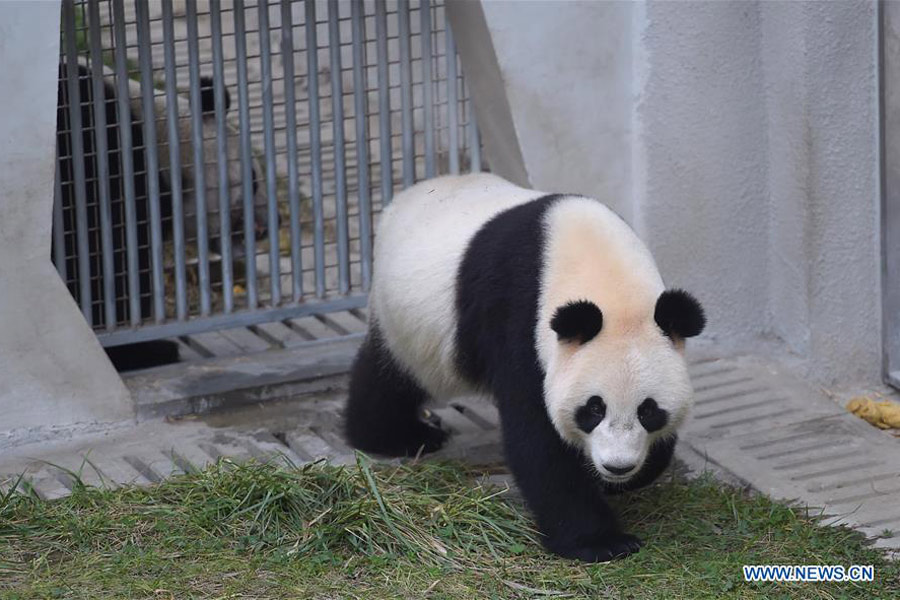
[0,1,134,447]
[452,0,881,386]
[783,1,880,385]
[478,0,635,221]
[638,1,771,345]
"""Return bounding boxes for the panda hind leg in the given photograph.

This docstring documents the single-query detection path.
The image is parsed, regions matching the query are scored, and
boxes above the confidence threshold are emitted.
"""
[344,327,448,457]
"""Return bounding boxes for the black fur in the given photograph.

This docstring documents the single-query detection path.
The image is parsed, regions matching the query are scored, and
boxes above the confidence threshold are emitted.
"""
[54,63,179,371]
[637,397,668,433]
[550,300,603,344]
[454,195,567,385]
[454,194,656,562]
[344,324,448,456]
[654,289,706,339]
[574,396,606,433]
[199,75,230,114]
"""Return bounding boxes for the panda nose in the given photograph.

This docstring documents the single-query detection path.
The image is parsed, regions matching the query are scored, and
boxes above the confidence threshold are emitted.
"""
[603,463,636,476]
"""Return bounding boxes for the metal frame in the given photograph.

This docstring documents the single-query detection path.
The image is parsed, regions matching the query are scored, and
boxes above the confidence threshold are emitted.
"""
[53,0,483,348]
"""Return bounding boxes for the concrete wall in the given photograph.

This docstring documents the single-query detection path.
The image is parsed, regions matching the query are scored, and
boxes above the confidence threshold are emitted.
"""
[0,1,134,447]
[638,1,771,345]
[787,1,880,384]
[457,0,635,221]
[451,0,882,386]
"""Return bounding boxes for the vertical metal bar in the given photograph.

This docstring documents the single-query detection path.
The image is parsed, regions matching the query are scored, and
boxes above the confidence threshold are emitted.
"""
[210,0,234,313]
[234,0,259,308]
[62,0,92,324]
[398,0,414,187]
[306,0,326,298]
[136,0,166,322]
[281,0,302,302]
[258,0,281,306]
[186,0,212,316]
[161,0,188,320]
[468,90,481,173]
[420,0,435,178]
[375,0,392,205]
[352,0,373,291]
[111,3,141,326]
[112,0,141,326]
[87,0,116,329]
[53,157,68,283]
[446,25,460,175]
[328,0,350,294]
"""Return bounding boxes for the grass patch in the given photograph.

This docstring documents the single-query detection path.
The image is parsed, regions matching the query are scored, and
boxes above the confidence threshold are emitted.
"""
[1,457,897,599]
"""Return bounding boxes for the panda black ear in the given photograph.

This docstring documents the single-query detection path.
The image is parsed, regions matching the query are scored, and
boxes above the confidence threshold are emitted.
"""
[199,76,230,114]
[654,289,705,339]
[550,300,603,344]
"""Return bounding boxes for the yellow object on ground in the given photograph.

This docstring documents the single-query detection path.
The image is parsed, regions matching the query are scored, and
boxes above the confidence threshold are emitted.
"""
[846,396,900,430]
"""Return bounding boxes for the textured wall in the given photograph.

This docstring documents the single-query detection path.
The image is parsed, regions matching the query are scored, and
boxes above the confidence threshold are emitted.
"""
[638,1,771,344]
[640,1,880,384]
[760,1,812,358]
[796,1,880,384]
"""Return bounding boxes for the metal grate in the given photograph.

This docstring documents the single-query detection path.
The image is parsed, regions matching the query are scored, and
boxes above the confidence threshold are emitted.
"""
[53,0,483,346]
[0,391,504,500]
[683,356,900,552]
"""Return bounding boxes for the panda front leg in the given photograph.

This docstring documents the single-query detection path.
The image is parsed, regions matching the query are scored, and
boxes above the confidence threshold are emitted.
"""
[495,387,642,562]
[344,325,448,457]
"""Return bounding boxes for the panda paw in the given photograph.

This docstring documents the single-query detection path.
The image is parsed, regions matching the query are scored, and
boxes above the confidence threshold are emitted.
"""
[403,421,449,456]
[548,531,643,563]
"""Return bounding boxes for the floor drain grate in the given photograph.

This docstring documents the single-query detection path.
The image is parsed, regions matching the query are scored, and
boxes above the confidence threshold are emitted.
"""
[684,355,900,550]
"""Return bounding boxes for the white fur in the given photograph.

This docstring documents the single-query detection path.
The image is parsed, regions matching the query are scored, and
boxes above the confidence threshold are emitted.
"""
[371,174,694,480]
[370,174,543,398]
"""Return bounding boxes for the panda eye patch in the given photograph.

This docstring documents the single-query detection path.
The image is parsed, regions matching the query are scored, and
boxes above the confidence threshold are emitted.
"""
[575,396,606,433]
[637,397,668,432]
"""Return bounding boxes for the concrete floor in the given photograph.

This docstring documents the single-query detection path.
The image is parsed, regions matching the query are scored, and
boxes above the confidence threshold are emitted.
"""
[2,341,899,556]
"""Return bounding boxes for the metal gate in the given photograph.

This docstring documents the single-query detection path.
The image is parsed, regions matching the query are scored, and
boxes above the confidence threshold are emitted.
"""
[54,0,482,347]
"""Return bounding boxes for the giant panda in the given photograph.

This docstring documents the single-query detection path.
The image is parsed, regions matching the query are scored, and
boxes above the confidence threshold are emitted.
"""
[54,60,269,371]
[344,173,706,562]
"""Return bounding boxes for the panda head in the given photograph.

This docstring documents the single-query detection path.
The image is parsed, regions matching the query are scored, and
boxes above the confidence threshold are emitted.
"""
[194,77,271,258]
[129,71,270,257]
[544,289,705,484]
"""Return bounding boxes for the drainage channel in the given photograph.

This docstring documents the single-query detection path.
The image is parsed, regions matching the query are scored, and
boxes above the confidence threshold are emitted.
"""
[0,390,504,500]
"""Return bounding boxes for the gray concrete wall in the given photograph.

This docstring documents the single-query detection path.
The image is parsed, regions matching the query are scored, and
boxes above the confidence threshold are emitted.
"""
[788,1,880,384]
[451,0,634,220]
[0,1,135,447]
[453,0,882,386]
[638,1,771,345]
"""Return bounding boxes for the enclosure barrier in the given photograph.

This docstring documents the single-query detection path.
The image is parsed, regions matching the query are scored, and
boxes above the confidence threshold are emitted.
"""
[54,0,482,347]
